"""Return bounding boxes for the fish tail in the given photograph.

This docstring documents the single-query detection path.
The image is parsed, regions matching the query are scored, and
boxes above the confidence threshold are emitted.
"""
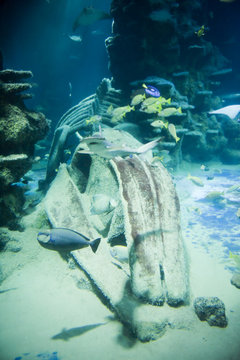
[90,237,101,253]
[137,138,162,154]
[176,136,180,142]
[178,107,182,114]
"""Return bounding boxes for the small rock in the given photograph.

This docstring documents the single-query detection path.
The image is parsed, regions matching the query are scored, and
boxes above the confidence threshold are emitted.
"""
[231,273,240,289]
[194,296,228,327]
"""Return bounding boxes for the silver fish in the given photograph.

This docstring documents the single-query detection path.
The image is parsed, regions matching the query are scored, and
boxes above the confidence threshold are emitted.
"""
[37,228,101,253]
[68,35,82,42]
[91,194,118,215]
[77,135,162,159]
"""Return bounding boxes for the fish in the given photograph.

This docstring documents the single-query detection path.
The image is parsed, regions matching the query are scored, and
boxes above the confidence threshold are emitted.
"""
[73,7,111,31]
[168,123,180,142]
[85,115,102,126]
[111,105,134,123]
[69,82,72,97]
[141,104,162,114]
[236,208,240,218]
[142,97,160,107]
[37,228,101,253]
[91,194,118,215]
[68,35,82,42]
[107,104,114,114]
[226,184,240,193]
[200,164,210,171]
[209,105,240,121]
[130,94,146,106]
[110,245,128,263]
[195,25,205,37]
[204,191,225,201]
[229,251,240,269]
[158,107,182,117]
[142,84,160,98]
[187,174,204,187]
[52,323,106,341]
[150,119,168,128]
[77,134,162,159]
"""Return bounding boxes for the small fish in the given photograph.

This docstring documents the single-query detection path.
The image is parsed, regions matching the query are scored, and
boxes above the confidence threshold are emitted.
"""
[158,107,182,117]
[168,123,180,142]
[226,184,240,193]
[195,25,205,37]
[110,245,128,263]
[151,155,164,164]
[229,251,240,269]
[52,323,106,341]
[73,7,111,31]
[142,84,160,98]
[209,105,240,121]
[107,104,113,114]
[111,105,134,123]
[236,208,240,218]
[142,96,160,107]
[68,34,82,42]
[85,115,102,126]
[91,194,118,215]
[200,164,210,171]
[142,104,162,114]
[150,119,168,128]
[69,82,72,97]
[204,191,225,201]
[37,228,101,253]
[64,149,71,155]
[131,94,146,106]
[187,174,204,187]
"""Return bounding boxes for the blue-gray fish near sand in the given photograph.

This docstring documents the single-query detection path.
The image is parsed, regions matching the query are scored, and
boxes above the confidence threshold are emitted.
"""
[37,228,101,253]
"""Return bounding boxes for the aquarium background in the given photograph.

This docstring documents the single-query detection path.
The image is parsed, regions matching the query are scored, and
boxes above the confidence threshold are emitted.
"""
[0,0,240,360]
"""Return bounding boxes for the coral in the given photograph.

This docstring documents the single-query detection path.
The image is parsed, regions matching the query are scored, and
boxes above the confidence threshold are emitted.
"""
[0,68,49,227]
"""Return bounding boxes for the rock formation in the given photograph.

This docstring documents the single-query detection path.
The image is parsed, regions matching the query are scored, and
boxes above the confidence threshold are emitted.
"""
[0,68,49,227]
[43,127,190,341]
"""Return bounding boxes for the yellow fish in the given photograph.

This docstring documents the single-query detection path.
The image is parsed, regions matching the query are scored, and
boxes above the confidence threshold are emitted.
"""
[131,94,145,106]
[85,115,102,126]
[158,107,182,117]
[107,104,113,114]
[168,123,180,142]
[187,174,204,187]
[229,251,240,269]
[111,105,134,123]
[195,25,205,37]
[151,119,168,128]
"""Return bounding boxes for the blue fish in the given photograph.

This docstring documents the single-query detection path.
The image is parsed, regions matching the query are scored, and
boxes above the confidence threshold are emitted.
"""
[143,84,160,98]
[37,228,101,253]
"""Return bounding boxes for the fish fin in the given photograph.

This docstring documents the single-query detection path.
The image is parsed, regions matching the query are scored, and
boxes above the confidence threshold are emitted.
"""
[90,238,101,253]
[137,138,162,154]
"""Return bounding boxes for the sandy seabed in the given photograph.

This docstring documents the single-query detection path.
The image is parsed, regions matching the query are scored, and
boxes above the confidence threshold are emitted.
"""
[0,164,240,360]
